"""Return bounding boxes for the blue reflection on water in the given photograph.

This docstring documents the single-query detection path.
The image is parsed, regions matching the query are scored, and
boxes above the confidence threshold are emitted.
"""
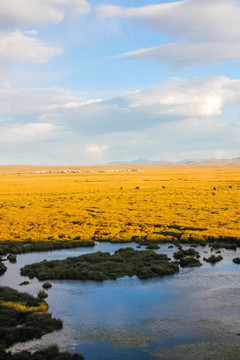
[74,341,155,360]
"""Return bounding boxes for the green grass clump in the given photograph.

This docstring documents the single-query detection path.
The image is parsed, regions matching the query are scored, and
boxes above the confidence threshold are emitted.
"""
[0,286,62,350]
[0,262,7,275]
[0,240,95,256]
[203,255,223,264]
[21,248,179,281]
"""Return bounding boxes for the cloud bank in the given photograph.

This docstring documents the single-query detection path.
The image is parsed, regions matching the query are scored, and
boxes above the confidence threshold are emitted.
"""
[0,0,90,28]
[0,31,62,63]
[0,0,90,65]
[98,0,240,67]
[0,76,240,164]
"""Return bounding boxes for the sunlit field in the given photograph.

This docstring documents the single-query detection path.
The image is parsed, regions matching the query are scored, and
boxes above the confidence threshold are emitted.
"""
[0,164,239,243]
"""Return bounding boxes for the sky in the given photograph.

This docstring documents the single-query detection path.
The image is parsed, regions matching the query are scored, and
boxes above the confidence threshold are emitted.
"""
[0,0,240,165]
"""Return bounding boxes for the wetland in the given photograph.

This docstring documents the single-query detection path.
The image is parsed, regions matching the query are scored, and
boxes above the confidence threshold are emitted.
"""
[0,166,240,359]
[1,242,240,360]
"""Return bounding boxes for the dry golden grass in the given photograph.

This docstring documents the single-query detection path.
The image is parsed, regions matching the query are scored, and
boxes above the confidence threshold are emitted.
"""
[0,164,239,243]
[0,300,48,313]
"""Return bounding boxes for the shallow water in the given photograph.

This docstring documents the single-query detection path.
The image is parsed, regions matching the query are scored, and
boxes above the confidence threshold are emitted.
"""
[1,242,240,360]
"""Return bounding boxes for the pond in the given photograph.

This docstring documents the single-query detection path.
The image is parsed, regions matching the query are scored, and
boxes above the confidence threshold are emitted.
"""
[1,242,240,360]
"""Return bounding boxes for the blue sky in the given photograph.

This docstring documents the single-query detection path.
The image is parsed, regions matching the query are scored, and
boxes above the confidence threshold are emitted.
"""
[0,0,240,164]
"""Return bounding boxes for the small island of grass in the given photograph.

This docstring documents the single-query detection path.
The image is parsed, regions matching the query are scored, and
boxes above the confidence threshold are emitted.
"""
[0,286,84,359]
[203,254,223,264]
[0,261,7,275]
[0,286,62,351]
[20,248,179,281]
[173,248,202,267]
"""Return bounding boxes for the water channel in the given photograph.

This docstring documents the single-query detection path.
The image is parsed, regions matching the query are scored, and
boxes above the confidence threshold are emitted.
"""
[1,242,240,360]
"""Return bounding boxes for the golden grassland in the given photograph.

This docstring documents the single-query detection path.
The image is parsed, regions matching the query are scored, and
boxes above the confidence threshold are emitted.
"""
[0,300,48,313]
[0,164,239,243]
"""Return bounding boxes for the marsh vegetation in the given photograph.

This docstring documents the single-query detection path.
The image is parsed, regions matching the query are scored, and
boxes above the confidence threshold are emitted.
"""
[0,286,84,359]
[203,254,223,263]
[0,261,7,274]
[0,241,94,257]
[0,286,62,350]
[20,248,179,281]
[233,257,240,264]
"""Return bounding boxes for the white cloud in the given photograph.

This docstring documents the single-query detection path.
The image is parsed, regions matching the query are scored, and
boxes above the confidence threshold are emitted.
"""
[0,0,90,66]
[0,0,90,29]
[86,145,109,159]
[98,0,240,67]
[0,122,57,143]
[116,77,227,118]
[95,119,240,163]
[0,87,81,118]
[23,30,38,35]
[98,0,240,41]
[1,76,240,131]
[0,76,240,164]
[0,30,62,63]
[86,145,108,153]
[122,42,240,69]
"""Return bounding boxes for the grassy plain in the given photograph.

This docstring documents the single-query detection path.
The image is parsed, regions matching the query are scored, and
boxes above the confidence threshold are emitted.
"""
[0,163,239,243]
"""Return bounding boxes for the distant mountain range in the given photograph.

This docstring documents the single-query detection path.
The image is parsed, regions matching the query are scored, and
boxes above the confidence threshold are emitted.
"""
[0,157,239,174]
[107,157,240,165]
[107,158,168,165]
